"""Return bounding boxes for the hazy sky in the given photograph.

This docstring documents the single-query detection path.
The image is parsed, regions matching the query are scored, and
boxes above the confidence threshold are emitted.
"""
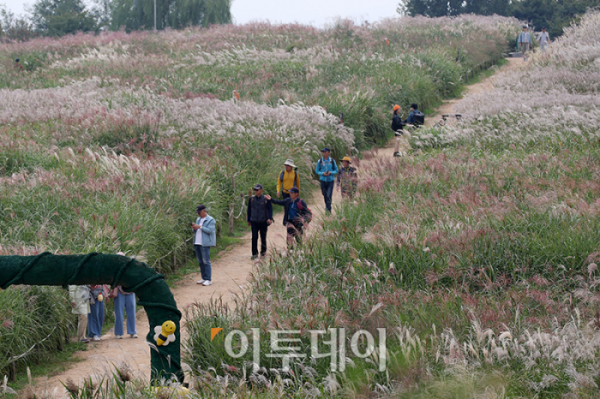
[2,0,401,27]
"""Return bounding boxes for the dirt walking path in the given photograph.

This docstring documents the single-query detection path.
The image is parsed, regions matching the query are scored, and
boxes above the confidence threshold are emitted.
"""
[33,187,335,397]
[32,58,522,397]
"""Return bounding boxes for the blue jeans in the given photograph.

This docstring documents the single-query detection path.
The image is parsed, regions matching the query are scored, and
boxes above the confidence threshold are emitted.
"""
[194,245,212,281]
[88,299,104,338]
[114,292,137,336]
[320,180,334,212]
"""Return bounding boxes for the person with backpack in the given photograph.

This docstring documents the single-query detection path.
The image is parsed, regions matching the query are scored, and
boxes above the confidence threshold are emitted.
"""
[315,147,338,213]
[337,156,357,199]
[266,187,312,246]
[276,159,300,199]
[247,184,274,260]
[405,103,424,126]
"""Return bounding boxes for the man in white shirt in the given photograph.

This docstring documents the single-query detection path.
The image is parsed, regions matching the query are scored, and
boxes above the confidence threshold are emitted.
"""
[191,204,216,286]
[538,27,551,53]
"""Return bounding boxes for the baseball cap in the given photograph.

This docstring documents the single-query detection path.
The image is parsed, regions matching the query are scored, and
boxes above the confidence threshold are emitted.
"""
[321,147,331,152]
[289,187,299,194]
[252,184,263,191]
[196,204,206,213]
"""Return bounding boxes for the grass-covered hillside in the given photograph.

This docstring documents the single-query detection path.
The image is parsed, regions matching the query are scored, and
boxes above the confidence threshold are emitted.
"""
[0,14,520,393]
[185,11,600,398]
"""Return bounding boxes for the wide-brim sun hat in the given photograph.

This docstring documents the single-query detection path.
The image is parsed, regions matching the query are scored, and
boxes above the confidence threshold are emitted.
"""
[341,156,351,163]
[283,159,296,168]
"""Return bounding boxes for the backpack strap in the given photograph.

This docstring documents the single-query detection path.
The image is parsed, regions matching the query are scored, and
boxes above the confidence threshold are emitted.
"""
[279,170,284,182]
[293,170,298,188]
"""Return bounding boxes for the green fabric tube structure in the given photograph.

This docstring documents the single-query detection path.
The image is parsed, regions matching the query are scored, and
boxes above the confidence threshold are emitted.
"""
[0,252,183,383]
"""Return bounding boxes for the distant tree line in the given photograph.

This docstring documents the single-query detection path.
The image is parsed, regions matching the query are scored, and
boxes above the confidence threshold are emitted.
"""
[0,0,231,40]
[398,0,600,37]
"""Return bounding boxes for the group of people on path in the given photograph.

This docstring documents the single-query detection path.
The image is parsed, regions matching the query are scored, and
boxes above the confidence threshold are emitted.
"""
[68,260,137,343]
[518,25,552,61]
[392,103,424,157]
[192,148,358,284]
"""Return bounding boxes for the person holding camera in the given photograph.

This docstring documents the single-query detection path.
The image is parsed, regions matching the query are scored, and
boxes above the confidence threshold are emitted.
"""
[192,204,216,286]
[247,184,274,260]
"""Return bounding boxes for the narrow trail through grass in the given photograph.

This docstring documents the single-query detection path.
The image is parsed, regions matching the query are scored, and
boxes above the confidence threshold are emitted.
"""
[30,58,523,397]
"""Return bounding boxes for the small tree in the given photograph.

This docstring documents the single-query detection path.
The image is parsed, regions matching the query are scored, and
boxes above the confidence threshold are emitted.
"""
[0,5,37,41]
[31,0,97,36]
[110,0,231,31]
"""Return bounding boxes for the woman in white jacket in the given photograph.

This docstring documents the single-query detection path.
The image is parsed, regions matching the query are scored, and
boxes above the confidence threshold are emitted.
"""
[68,285,91,343]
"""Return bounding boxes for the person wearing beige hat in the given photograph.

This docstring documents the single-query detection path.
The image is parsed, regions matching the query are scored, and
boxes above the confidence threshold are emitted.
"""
[276,159,300,199]
[337,156,357,199]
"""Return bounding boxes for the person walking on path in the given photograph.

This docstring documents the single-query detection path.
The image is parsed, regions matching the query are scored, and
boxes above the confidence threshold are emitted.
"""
[68,285,90,343]
[88,285,109,341]
[315,147,338,213]
[192,204,216,286]
[518,25,533,61]
[392,104,405,157]
[111,279,138,339]
[276,159,301,199]
[266,187,312,246]
[538,27,551,53]
[337,156,357,199]
[247,183,274,260]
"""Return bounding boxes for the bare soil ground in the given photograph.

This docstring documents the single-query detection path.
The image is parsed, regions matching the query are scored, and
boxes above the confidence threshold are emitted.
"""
[32,58,522,397]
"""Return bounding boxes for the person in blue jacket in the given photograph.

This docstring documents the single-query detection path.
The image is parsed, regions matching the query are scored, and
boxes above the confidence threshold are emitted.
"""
[191,204,216,286]
[315,147,338,213]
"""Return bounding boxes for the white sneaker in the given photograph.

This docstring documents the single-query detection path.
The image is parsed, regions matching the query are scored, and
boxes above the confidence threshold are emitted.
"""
[130,334,138,338]
[93,336,101,341]
[202,280,213,286]
[196,279,205,284]
[115,335,123,339]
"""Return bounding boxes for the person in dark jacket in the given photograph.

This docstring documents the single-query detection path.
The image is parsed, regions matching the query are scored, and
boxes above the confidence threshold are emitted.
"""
[392,104,405,157]
[247,184,274,260]
[265,187,310,246]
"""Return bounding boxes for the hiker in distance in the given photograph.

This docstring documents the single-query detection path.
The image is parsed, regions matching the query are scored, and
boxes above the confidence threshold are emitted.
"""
[277,159,300,199]
[315,147,338,213]
[392,104,404,157]
[192,204,216,286]
[337,156,357,199]
[265,187,312,246]
[405,103,424,126]
[247,183,274,260]
[518,25,533,61]
[538,27,551,52]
